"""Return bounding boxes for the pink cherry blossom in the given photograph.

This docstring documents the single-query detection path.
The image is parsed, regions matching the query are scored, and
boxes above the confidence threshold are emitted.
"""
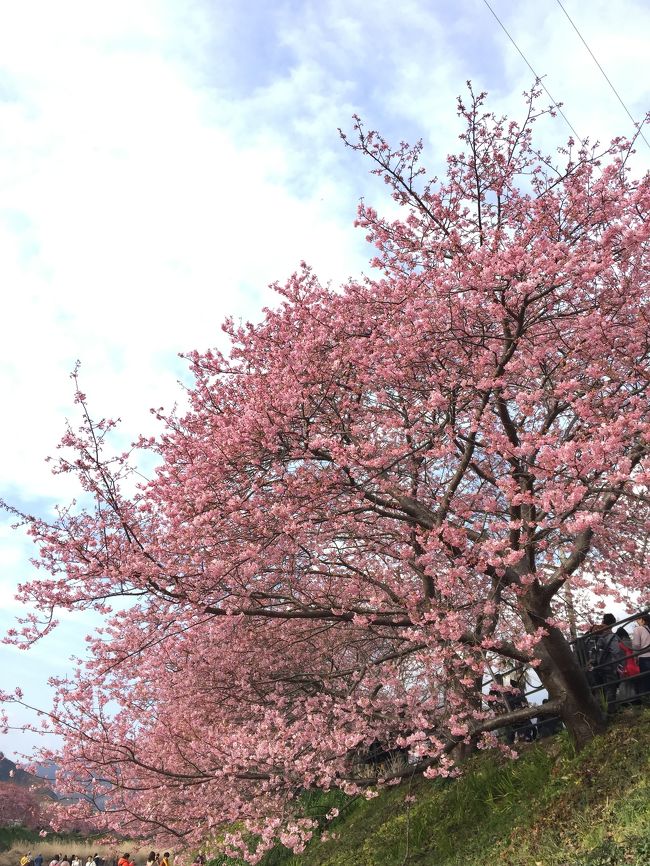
[2,85,649,862]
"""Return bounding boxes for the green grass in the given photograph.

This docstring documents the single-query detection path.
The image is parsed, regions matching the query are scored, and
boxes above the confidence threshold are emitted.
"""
[209,705,650,866]
[0,827,39,852]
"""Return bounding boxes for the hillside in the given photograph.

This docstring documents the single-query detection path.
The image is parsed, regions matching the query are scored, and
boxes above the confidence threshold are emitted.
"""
[0,756,57,802]
[213,706,650,866]
[0,757,36,788]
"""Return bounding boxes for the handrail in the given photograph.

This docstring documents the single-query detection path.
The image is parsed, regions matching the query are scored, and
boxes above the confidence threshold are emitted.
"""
[482,608,649,693]
[482,608,649,737]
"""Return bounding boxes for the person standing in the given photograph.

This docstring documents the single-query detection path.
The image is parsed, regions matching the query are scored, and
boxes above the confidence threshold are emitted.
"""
[590,614,624,712]
[506,677,536,743]
[632,613,650,697]
[615,627,639,704]
[575,623,598,682]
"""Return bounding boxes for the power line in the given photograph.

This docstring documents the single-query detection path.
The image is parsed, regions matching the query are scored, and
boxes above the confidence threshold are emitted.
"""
[480,0,584,144]
[554,0,650,151]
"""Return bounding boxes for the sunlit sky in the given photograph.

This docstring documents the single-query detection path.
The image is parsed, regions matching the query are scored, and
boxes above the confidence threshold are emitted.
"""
[1,0,649,758]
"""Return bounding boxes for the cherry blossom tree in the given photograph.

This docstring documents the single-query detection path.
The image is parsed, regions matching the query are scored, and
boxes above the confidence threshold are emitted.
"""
[0,780,43,829]
[3,87,650,860]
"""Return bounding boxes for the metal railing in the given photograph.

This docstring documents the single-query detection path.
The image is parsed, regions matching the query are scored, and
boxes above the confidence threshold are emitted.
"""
[482,609,650,740]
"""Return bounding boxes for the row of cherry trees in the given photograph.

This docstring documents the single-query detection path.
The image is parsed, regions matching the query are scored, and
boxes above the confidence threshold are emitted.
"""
[3,87,649,862]
[0,781,43,829]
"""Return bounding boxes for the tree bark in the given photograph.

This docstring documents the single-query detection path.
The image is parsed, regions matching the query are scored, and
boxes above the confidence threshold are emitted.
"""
[520,589,606,748]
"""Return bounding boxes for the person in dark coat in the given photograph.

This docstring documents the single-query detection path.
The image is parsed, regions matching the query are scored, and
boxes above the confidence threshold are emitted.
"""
[590,613,624,712]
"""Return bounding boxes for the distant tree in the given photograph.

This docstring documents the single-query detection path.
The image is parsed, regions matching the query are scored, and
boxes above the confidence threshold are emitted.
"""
[3,86,650,861]
[0,780,42,829]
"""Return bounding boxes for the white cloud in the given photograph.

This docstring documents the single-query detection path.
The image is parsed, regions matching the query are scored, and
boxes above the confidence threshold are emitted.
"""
[0,0,371,501]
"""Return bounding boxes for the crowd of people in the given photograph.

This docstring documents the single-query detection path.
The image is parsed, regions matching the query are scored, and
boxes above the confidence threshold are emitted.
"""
[19,854,173,866]
[491,610,650,743]
[20,855,107,866]
[577,612,650,708]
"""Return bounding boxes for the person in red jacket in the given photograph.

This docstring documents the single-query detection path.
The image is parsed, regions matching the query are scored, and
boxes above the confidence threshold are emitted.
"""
[615,626,640,703]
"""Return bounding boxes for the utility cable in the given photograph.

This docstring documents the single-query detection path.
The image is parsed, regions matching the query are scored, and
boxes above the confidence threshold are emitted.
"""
[481,0,584,144]
[554,0,650,150]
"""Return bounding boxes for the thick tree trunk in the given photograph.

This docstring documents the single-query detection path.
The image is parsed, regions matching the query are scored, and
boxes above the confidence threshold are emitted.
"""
[520,591,606,749]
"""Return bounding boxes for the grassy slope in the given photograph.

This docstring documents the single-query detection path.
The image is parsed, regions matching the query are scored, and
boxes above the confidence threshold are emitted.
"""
[216,706,650,866]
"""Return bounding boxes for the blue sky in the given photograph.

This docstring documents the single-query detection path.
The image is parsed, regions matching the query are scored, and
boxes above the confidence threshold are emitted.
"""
[1,0,649,757]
